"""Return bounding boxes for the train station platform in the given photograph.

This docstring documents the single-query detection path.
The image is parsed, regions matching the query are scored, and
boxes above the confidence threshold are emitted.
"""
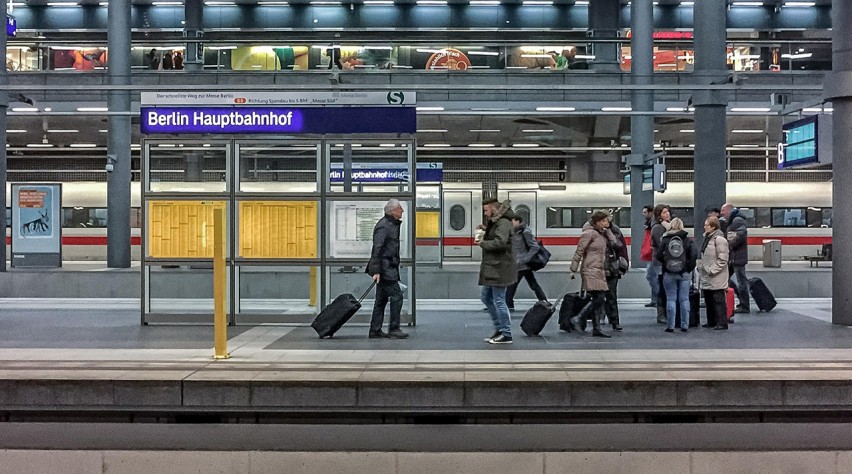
[1,297,851,472]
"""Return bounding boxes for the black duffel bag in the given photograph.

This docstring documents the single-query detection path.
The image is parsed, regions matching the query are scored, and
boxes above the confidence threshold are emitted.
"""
[527,240,552,271]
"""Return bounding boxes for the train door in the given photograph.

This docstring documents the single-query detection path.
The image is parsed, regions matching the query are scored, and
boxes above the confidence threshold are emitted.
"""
[508,191,538,235]
[443,191,474,258]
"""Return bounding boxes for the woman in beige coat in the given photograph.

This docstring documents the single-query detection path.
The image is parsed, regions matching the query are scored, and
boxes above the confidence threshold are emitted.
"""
[697,216,730,330]
[568,210,618,338]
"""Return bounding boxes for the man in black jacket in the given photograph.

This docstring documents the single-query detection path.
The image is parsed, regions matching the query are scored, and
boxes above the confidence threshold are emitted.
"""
[721,203,750,313]
[366,199,408,339]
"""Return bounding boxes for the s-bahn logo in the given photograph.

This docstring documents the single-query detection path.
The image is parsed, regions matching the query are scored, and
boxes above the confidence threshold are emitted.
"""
[386,91,405,105]
[234,98,247,104]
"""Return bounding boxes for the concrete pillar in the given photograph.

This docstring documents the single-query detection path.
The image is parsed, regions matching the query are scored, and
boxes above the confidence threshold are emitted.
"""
[0,20,7,271]
[692,0,728,242]
[185,153,203,182]
[628,0,654,267]
[184,0,203,72]
[588,0,621,72]
[827,0,852,325]
[107,0,132,268]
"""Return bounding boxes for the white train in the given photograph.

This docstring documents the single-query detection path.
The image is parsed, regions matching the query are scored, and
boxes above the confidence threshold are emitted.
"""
[3,181,832,262]
[439,181,833,262]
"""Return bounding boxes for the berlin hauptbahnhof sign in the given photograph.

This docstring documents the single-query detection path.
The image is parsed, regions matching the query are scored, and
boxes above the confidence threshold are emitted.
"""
[139,91,417,135]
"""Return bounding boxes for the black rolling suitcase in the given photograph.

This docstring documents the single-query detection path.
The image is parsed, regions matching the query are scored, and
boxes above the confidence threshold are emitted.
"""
[748,277,777,312]
[520,300,556,336]
[558,292,591,332]
[311,281,376,338]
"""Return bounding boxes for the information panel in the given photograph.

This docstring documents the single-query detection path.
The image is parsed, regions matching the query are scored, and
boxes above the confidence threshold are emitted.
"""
[328,201,411,259]
[11,183,62,267]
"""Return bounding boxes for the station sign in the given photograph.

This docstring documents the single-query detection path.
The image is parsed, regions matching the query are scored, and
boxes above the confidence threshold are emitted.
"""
[7,16,16,37]
[140,106,416,134]
[330,162,443,183]
[140,91,416,107]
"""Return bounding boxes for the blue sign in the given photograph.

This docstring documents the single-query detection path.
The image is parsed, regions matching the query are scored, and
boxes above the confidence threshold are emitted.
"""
[330,163,443,183]
[140,106,416,135]
[6,16,15,37]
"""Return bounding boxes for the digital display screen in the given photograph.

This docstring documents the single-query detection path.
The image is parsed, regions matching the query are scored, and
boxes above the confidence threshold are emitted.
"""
[780,115,818,169]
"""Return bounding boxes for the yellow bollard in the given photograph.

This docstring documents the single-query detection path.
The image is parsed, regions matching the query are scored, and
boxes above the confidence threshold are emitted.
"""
[213,208,230,360]
[309,267,317,307]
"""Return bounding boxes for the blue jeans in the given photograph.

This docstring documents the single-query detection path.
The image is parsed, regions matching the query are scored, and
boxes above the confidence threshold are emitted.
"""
[646,263,661,304]
[481,285,512,338]
[663,272,691,330]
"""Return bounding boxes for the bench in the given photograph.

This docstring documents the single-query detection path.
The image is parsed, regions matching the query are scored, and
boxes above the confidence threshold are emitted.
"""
[805,244,832,267]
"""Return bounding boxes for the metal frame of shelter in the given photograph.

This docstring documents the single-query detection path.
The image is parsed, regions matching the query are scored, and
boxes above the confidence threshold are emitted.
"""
[140,136,417,326]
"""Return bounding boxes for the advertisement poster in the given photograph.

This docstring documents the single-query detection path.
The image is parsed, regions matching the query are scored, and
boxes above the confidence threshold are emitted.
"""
[11,183,62,267]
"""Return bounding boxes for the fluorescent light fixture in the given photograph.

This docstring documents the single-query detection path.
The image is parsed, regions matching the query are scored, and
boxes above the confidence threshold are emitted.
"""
[781,53,813,59]
[602,107,632,112]
[470,0,500,4]
[416,48,445,54]
[730,107,771,112]
[732,129,764,133]
[666,106,695,112]
[151,1,183,5]
[208,46,238,50]
[364,46,393,50]
[681,1,694,5]
[512,143,540,148]
[468,51,499,56]
[680,129,694,133]
[70,143,98,148]
[782,1,815,6]
[731,1,763,5]
[423,143,451,147]
[803,107,833,113]
[363,1,394,4]
[99,129,109,133]
[733,144,761,148]
[47,129,79,133]
[77,107,109,112]
[310,1,342,4]
[416,0,447,4]
[574,54,596,60]
[521,54,553,58]
[26,144,54,148]
[204,1,235,4]
[157,144,177,148]
[379,144,397,147]
[416,106,444,111]
[46,2,79,5]
[522,129,554,133]
[575,0,589,4]
[470,129,500,133]
[468,143,495,147]
[6,130,27,133]
[257,1,290,4]
[99,1,108,5]
[417,129,448,133]
[535,106,575,112]
[11,107,38,112]
[522,0,553,5]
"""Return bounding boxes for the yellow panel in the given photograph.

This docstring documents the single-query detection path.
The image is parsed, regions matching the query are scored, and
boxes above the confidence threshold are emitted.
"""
[238,201,318,259]
[147,201,227,259]
[416,211,440,239]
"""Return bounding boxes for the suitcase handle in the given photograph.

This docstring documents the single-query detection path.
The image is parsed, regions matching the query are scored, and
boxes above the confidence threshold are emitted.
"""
[358,280,377,303]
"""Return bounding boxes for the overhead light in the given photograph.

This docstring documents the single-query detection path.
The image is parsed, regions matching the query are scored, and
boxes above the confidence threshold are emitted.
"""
[310,1,342,4]
[730,107,771,112]
[467,51,500,56]
[99,129,109,133]
[6,130,27,133]
[782,1,814,6]
[70,143,98,148]
[99,1,108,5]
[521,54,553,58]
[469,0,500,5]
[423,143,451,147]
[26,143,54,148]
[417,129,448,133]
[575,0,589,4]
[257,1,290,4]
[416,0,447,4]
[666,106,695,112]
[47,129,80,133]
[522,1,553,5]
[470,129,500,133]
[681,1,694,5]
[363,1,393,4]
[77,107,109,112]
[781,53,813,60]
[157,144,177,148]
[732,129,763,133]
[803,107,833,113]
[522,129,553,133]
[679,129,694,133]
[151,1,183,5]
[602,107,632,112]
[416,106,444,111]
[204,1,235,4]
[535,106,575,112]
[11,107,38,112]
[468,143,495,147]
[512,143,540,148]
[379,144,397,147]
[733,144,761,148]
[731,1,763,6]
[575,54,595,60]
[46,2,80,6]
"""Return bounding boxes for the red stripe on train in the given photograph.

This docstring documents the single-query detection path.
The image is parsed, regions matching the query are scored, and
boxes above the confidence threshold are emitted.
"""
[5,237,142,245]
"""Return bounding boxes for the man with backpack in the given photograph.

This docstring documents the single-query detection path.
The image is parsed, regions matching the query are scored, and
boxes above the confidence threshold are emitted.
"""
[721,203,750,314]
[506,215,548,311]
[655,217,697,333]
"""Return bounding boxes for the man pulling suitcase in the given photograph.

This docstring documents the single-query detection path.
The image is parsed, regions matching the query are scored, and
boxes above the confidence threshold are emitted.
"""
[365,199,409,339]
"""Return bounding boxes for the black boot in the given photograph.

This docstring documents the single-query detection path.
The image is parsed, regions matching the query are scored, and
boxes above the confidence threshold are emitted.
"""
[592,312,611,338]
[569,301,595,332]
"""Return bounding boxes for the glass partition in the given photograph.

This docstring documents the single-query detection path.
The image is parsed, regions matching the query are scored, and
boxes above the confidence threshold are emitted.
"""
[236,141,319,194]
[145,141,230,194]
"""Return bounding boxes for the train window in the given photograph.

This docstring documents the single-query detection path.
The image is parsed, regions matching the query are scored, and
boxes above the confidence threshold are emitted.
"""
[737,208,756,228]
[670,208,694,228]
[63,207,108,228]
[822,208,833,228]
[515,205,531,226]
[613,208,630,228]
[754,208,771,228]
[5,208,9,229]
[449,204,466,231]
[771,208,807,227]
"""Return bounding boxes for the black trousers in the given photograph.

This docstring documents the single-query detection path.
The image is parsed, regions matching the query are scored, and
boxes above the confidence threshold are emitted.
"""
[370,279,403,333]
[703,289,727,328]
[505,269,547,307]
[604,276,620,325]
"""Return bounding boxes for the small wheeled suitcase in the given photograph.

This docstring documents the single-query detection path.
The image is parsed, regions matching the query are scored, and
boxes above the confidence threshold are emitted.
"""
[558,292,591,332]
[748,277,777,312]
[688,288,701,328]
[520,300,556,336]
[726,287,736,320]
[311,281,376,338]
